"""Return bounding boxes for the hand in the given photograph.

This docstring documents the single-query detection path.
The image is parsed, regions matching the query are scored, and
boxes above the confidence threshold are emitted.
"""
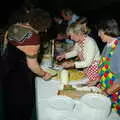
[75,56,80,61]
[61,61,75,68]
[101,90,108,96]
[56,54,65,61]
[88,80,98,87]
[42,72,52,80]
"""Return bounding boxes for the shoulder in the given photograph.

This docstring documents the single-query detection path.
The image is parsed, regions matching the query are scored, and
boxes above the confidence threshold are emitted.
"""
[114,41,120,56]
[86,36,97,45]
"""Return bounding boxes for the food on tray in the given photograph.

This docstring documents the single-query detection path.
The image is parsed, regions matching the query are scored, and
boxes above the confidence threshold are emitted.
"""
[57,90,93,99]
[69,69,85,81]
[57,85,102,99]
[57,89,102,99]
[52,69,86,81]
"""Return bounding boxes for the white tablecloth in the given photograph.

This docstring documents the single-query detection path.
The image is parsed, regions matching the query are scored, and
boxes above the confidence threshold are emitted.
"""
[35,76,88,120]
[35,77,120,120]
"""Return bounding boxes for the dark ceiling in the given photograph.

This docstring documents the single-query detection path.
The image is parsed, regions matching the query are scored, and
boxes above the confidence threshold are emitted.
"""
[0,0,120,27]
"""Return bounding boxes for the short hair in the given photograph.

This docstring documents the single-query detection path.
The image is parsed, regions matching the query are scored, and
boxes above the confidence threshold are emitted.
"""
[98,19,120,37]
[8,8,52,32]
[61,8,73,16]
[66,23,85,35]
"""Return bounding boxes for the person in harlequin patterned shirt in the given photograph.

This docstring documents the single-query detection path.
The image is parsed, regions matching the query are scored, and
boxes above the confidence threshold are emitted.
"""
[90,18,120,115]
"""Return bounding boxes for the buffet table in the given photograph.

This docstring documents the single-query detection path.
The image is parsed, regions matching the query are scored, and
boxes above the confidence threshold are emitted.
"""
[35,75,88,120]
[35,76,120,120]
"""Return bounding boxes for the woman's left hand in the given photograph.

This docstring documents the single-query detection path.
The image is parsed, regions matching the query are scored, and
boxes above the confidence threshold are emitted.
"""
[61,61,75,68]
[42,72,52,80]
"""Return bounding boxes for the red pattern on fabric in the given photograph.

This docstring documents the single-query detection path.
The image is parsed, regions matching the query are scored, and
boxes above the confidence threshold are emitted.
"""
[9,32,40,46]
[109,80,113,85]
[115,40,118,44]
[112,93,118,102]
[106,57,110,61]
[105,64,109,69]
[104,73,108,77]
[116,105,120,110]
[87,61,99,81]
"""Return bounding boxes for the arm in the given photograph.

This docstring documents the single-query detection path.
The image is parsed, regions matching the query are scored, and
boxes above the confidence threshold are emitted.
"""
[74,40,97,68]
[26,56,45,77]
[26,56,52,80]
[56,43,80,61]
[65,43,81,59]
[17,45,52,80]
[104,82,120,95]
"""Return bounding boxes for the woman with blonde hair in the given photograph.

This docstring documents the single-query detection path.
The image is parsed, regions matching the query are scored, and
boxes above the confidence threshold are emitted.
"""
[56,22,100,81]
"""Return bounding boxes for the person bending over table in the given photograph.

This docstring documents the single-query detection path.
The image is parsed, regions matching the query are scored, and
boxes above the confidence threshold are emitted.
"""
[56,22,100,81]
[1,8,52,120]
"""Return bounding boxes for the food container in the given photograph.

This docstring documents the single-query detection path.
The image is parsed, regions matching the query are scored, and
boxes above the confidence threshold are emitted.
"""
[60,70,69,89]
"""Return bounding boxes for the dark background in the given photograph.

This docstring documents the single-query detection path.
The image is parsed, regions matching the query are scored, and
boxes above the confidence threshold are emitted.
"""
[0,0,120,52]
[0,0,120,27]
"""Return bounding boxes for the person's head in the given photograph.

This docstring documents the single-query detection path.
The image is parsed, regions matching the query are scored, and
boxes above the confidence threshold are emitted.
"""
[66,23,87,42]
[8,8,52,33]
[98,18,120,43]
[61,8,73,21]
[76,16,88,34]
[6,8,52,55]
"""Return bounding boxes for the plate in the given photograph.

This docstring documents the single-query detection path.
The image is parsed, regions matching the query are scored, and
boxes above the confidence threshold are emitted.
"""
[41,66,57,76]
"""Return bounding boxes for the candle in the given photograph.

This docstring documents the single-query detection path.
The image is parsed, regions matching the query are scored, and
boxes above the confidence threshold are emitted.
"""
[51,39,54,58]
[60,69,69,89]
[51,39,55,67]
